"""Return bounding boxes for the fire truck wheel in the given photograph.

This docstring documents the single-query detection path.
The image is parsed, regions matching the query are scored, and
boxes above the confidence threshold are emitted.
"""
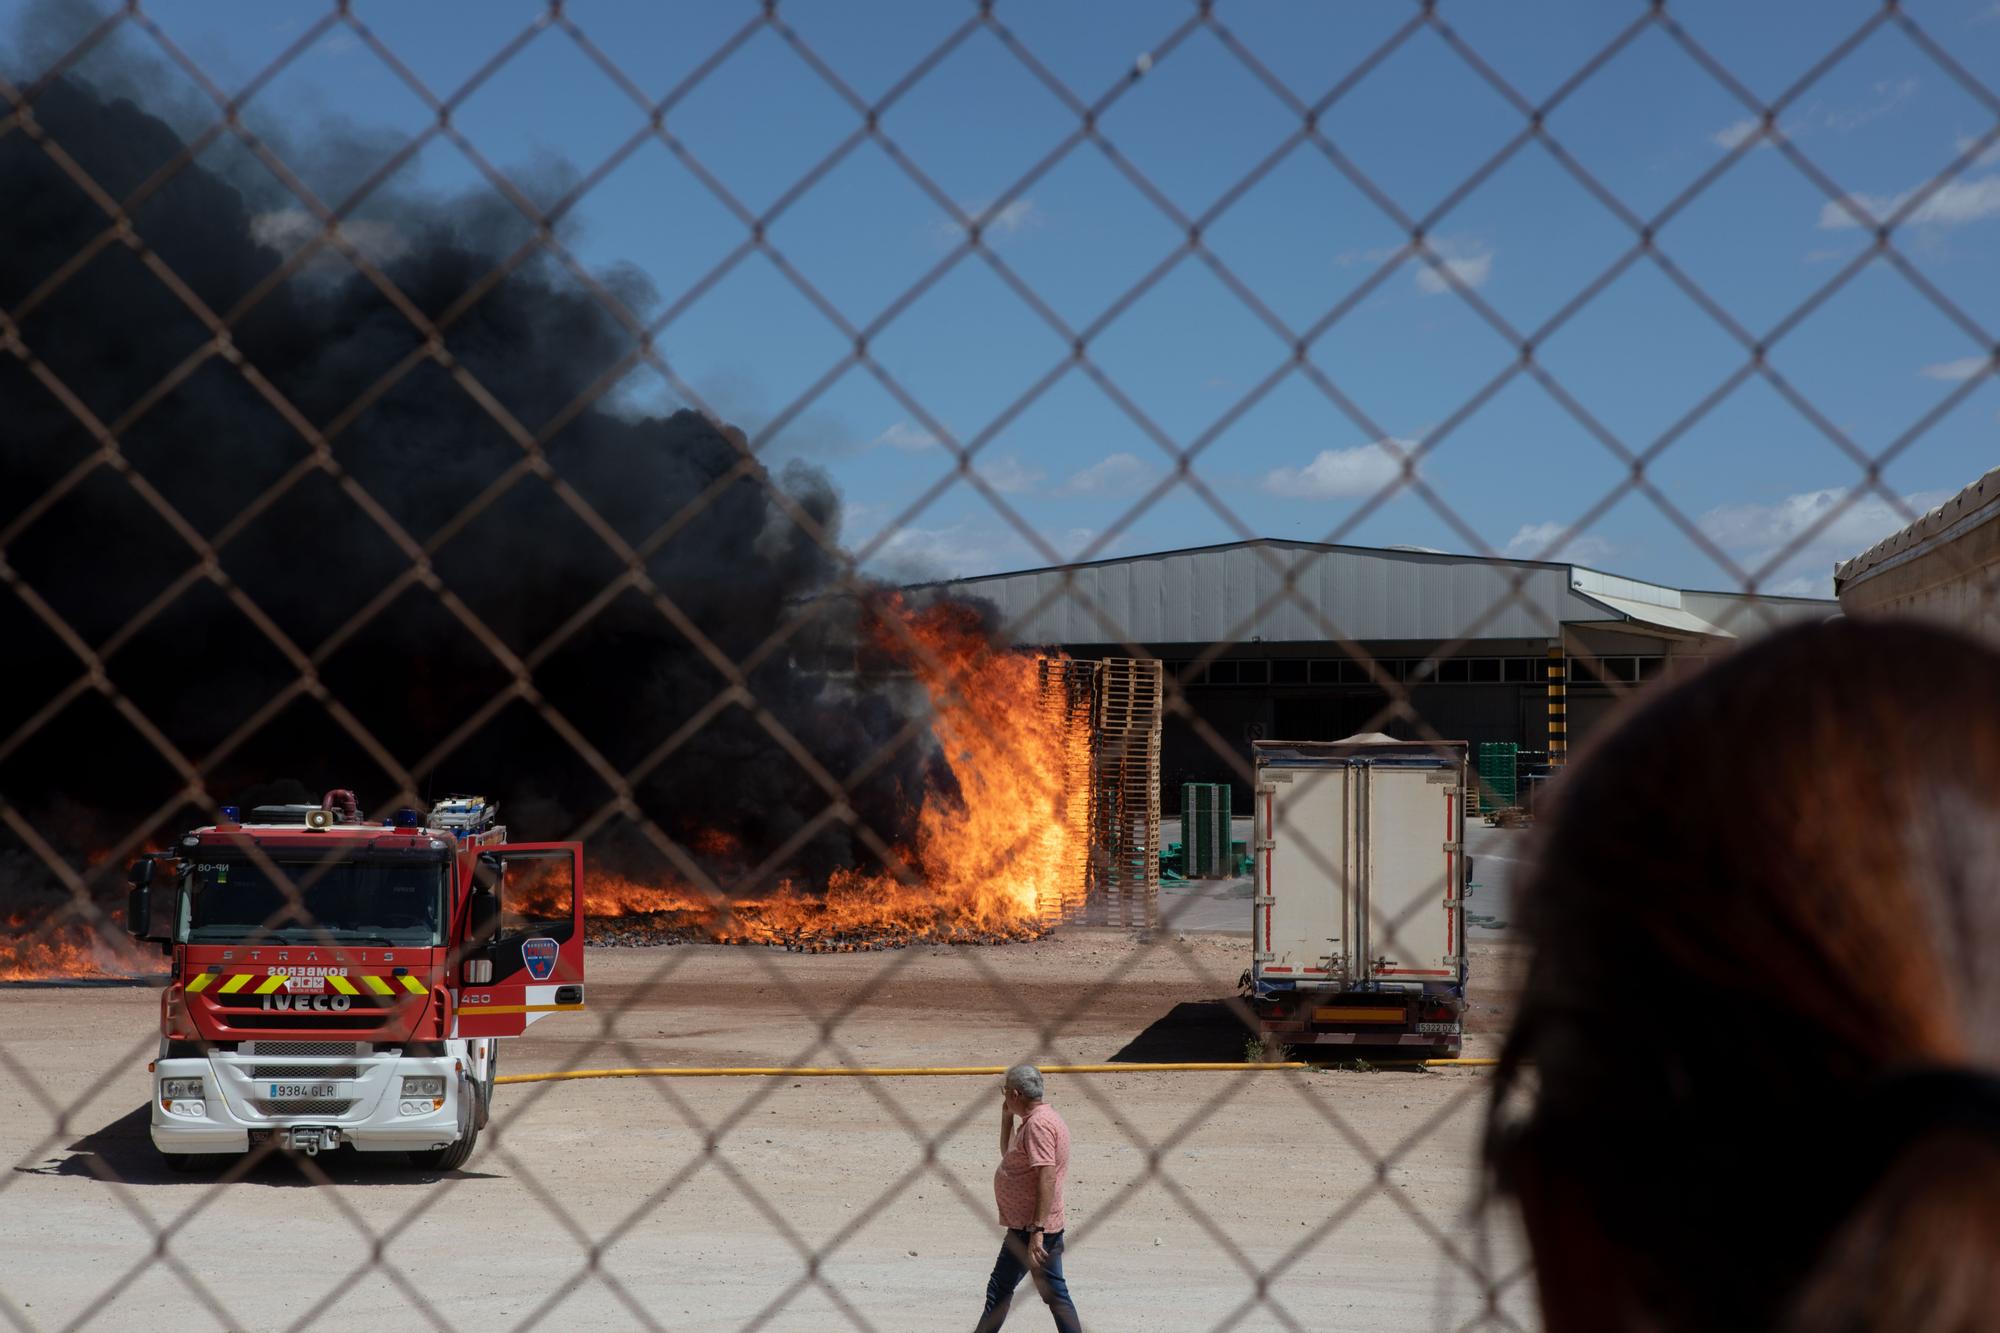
[408,1078,480,1171]
[408,1120,476,1172]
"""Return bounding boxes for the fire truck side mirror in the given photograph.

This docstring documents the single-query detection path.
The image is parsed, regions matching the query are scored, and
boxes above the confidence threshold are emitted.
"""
[469,886,500,945]
[125,858,173,944]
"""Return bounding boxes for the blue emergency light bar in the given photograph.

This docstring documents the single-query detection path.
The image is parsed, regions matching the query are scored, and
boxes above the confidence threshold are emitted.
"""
[220,806,240,822]
[393,807,422,827]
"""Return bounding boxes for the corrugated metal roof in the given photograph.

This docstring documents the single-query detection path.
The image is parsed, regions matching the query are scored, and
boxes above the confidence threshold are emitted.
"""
[915,539,1830,646]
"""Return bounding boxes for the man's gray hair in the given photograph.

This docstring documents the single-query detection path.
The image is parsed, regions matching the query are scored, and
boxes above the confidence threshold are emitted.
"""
[1004,1064,1045,1101]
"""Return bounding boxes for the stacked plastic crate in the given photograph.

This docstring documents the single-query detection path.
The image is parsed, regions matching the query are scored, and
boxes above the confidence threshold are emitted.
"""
[1179,783,1233,879]
[1477,741,1519,815]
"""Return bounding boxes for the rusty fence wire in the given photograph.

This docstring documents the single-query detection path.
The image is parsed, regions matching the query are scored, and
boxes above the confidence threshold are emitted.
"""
[2,0,1997,1329]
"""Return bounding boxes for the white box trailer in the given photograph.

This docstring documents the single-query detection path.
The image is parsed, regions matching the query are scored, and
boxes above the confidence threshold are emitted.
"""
[1249,736,1470,1055]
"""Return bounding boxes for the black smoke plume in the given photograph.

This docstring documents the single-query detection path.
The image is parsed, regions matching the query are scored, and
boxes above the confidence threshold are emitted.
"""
[0,61,961,921]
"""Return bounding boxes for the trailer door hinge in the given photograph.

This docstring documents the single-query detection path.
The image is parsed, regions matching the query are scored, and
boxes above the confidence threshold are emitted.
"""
[1252,895,1275,906]
[1252,951,1275,963]
[1254,838,1276,850]
[1442,840,1461,853]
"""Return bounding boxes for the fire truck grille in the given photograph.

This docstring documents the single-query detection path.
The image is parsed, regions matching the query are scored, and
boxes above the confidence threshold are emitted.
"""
[249,1042,359,1057]
[247,1065,359,1080]
[252,1099,356,1118]
[212,1006,393,1032]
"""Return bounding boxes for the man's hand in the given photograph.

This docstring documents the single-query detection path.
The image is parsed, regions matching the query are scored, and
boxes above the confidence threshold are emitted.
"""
[1028,1231,1049,1270]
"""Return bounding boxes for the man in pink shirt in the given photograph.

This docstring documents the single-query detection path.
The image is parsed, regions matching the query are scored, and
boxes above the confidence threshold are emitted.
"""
[975,1065,1082,1332]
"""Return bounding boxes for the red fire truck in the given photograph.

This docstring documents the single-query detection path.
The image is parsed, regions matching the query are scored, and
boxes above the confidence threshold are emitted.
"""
[125,791,585,1171]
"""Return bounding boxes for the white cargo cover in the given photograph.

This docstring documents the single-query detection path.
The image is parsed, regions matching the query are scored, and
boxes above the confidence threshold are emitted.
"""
[1252,737,1465,992]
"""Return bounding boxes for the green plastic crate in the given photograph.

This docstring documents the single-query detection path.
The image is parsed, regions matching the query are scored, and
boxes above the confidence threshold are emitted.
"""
[1181,783,1233,878]
[1477,742,1519,813]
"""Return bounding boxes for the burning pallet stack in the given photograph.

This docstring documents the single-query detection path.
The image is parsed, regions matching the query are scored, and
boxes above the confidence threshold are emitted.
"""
[1037,659,1100,926]
[1037,656,1163,931]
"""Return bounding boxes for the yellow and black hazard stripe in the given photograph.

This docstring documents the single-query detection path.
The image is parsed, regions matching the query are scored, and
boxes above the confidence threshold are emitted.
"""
[183,971,430,995]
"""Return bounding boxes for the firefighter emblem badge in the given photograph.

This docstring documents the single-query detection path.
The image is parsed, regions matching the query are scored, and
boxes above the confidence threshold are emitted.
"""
[521,937,559,981]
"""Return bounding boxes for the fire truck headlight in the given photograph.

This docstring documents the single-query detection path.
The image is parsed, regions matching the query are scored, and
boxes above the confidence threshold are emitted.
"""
[400,1076,445,1099]
[161,1078,204,1101]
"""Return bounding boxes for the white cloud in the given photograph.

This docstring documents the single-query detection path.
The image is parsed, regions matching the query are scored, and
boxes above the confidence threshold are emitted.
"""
[1334,243,1403,268]
[1335,238,1493,297]
[1698,485,1954,591]
[865,522,1001,582]
[874,420,938,451]
[1503,522,1614,566]
[1820,77,1918,133]
[1955,133,2000,169]
[937,197,1042,243]
[1919,355,1993,381]
[1259,440,1410,500]
[1413,238,1494,295]
[975,453,1046,495]
[1711,117,1766,151]
[1817,174,2000,229]
[1056,452,1160,498]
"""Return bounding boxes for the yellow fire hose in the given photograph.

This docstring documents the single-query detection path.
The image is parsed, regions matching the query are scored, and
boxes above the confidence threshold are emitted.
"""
[495,1058,1497,1085]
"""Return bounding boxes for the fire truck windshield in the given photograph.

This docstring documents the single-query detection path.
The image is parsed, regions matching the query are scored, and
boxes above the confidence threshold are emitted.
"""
[179,858,448,946]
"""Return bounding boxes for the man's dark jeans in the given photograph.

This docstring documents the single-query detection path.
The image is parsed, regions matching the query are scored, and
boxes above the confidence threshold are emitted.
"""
[974,1228,1081,1332]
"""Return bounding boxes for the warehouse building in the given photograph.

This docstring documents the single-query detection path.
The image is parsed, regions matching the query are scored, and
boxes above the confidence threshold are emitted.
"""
[921,539,1833,800]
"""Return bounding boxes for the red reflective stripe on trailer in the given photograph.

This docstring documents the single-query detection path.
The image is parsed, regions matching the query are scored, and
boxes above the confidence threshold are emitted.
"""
[1262,789,1274,952]
[1443,788,1456,957]
[1380,968,1453,977]
[1265,966,1293,972]
[1301,967,1326,973]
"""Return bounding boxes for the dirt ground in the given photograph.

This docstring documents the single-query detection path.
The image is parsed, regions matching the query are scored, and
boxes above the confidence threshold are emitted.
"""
[0,932,1534,1332]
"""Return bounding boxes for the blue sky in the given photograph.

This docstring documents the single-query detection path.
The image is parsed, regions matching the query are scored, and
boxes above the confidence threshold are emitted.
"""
[10,0,2000,595]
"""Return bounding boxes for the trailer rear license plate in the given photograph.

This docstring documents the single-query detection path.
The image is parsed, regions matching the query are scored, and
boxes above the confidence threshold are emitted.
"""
[269,1082,337,1098]
[1313,1006,1407,1024]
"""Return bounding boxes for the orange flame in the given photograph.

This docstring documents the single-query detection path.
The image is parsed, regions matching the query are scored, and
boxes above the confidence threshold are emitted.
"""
[568,599,1095,947]
[1,912,162,982]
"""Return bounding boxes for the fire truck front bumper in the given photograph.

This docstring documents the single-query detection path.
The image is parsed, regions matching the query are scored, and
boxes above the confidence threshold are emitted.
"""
[151,1051,469,1156]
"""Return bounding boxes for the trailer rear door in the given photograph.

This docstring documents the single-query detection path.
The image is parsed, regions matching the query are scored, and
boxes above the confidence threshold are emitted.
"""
[1363,765,1460,981]
[1255,764,1351,985]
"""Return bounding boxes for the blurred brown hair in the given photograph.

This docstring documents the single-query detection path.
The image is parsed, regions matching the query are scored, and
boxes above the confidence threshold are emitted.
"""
[1488,618,2000,1332]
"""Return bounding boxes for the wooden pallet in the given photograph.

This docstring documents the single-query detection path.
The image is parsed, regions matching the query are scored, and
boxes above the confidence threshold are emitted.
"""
[1037,659,1099,928]
[1036,656,1164,931]
[1089,658,1161,930]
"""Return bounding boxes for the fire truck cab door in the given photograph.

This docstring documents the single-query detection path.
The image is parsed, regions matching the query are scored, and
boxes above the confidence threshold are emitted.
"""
[456,843,585,1039]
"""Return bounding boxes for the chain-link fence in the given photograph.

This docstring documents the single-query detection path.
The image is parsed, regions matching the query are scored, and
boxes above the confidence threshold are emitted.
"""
[3,1,1996,1328]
